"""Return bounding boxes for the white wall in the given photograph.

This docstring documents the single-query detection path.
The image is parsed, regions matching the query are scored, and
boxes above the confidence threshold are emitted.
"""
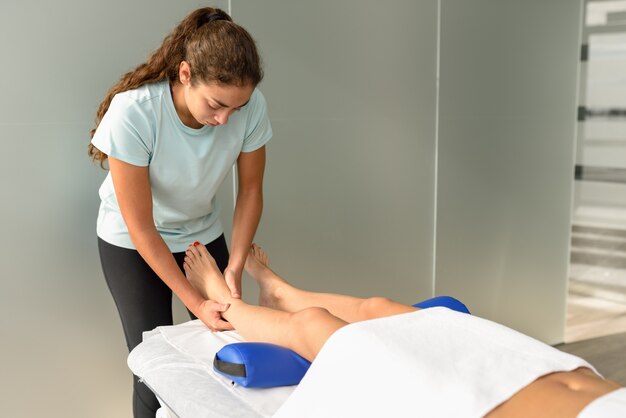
[0,1,582,417]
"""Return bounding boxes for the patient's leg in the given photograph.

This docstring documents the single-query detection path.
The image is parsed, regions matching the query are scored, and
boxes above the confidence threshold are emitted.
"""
[244,243,417,323]
[184,244,346,361]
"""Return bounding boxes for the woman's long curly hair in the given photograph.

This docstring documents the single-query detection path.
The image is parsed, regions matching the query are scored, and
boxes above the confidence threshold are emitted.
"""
[88,7,263,167]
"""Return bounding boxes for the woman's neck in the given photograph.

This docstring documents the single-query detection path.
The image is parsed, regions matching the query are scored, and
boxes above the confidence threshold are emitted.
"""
[169,81,203,129]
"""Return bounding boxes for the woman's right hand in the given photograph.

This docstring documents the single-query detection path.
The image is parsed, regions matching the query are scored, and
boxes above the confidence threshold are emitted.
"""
[198,299,234,331]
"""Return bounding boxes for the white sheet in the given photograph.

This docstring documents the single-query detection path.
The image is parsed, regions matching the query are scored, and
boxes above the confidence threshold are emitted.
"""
[274,307,596,418]
[127,320,295,418]
[156,405,178,418]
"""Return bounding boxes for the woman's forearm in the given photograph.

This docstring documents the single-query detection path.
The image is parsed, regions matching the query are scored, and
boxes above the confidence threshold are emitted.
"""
[229,188,263,270]
[230,146,266,272]
[129,226,205,315]
[108,158,206,315]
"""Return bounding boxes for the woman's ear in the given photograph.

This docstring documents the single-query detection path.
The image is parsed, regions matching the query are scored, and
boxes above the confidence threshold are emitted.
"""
[179,61,192,86]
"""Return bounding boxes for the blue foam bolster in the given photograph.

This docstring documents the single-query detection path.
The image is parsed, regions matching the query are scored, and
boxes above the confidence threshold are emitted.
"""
[214,296,470,388]
[412,295,471,314]
[214,342,311,388]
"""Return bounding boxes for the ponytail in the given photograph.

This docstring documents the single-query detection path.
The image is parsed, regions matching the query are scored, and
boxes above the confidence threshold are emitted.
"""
[88,7,262,168]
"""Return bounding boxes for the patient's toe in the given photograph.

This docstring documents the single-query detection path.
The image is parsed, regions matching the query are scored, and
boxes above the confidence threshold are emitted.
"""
[254,245,269,267]
[196,243,216,261]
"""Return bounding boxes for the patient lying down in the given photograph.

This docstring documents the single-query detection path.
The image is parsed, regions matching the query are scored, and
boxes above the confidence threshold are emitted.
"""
[183,243,624,418]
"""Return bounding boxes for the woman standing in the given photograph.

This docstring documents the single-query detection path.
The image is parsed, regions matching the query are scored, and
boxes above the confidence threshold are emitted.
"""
[88,7,271,417]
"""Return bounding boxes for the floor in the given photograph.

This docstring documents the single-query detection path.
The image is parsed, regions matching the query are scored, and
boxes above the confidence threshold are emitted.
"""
[556,330,626,385]
[558,224,626,385]
[565,224,626,343]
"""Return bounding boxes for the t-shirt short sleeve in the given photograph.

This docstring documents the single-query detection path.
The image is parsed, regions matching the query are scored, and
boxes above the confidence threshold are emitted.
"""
[241,89,273,153]
[91,94,154,167]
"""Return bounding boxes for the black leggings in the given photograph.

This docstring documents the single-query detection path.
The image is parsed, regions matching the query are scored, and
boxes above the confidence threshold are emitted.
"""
[98,235,229,418]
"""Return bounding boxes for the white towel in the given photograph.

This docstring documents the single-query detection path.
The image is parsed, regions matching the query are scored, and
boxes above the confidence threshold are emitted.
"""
[128,320,295,418]
[273,307,596,418]
[578,388,626,418]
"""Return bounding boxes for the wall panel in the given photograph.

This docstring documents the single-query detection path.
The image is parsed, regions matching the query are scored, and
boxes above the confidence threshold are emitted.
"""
[233,0,439,304]
[436,0,583,343]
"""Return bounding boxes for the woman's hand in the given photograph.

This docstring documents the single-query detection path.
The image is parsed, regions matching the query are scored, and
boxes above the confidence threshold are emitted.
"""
[224,267,242,299]
[198,299,234,332]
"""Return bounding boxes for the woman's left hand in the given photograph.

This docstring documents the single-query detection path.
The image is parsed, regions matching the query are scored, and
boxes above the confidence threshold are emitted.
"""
[224,267,242,299]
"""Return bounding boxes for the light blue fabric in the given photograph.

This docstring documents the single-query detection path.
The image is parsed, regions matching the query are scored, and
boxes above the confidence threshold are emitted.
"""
[91,80,272,252]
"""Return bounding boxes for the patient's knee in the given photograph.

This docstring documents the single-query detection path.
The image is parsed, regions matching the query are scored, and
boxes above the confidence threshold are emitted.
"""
[292,306,333,328]
[290,307,333,343]
[361,297,394,319]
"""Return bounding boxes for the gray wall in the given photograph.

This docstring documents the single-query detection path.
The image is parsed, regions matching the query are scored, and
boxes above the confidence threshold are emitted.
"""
[233,0,438,304]
[234,0,583,345]
[0,1,581,417]
[0,1,227,417]
[435,0,584,344]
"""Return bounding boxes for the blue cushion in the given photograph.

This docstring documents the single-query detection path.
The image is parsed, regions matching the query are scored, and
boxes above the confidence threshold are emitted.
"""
[412,295,470,314]
[214,342,310,387]
[214,295,470,387]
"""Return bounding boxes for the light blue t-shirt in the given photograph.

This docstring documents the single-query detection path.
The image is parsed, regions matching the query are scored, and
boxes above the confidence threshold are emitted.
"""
[91,80,272,252]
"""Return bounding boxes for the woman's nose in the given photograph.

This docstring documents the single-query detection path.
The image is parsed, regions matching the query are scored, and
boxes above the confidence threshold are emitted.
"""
[215,110,231,125]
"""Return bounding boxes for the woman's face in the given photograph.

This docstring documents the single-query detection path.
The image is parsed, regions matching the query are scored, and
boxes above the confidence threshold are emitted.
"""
[184,81,254,127]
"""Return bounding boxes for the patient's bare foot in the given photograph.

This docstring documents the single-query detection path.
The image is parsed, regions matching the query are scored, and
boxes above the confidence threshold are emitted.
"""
[184,243,231,303]
[244,243,288,309]
[244,243,270,277]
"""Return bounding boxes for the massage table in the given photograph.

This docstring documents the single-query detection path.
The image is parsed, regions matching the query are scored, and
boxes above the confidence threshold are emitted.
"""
[128,299,592,418]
